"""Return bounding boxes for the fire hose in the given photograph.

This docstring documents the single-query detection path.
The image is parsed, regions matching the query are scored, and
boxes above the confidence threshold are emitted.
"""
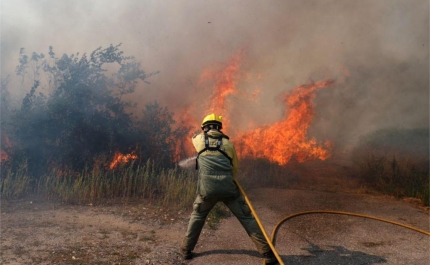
[179,158,429,264]
[234,179,285,265]
[234,179,430,265]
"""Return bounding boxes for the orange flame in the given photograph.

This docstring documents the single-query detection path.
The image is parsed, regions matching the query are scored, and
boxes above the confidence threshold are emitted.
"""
[235,79,334,165]
[200,50,245,131]
[109,151,138,169]
[1,134,12,163]
[173,51,247,162]
[173,106,198,161]
[174,50,334,166]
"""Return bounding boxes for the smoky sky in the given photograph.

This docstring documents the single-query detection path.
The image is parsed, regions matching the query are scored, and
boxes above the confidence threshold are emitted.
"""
[1,0,428,151]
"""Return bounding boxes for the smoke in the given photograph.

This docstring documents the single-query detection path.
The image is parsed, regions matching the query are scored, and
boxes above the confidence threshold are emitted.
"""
[1,0,428,153]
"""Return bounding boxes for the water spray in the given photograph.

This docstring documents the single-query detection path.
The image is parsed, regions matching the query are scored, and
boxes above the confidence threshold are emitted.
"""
[177,155,197,169]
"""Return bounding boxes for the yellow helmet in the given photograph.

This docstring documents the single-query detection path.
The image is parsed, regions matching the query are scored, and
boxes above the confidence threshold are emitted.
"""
[201,113,223,130]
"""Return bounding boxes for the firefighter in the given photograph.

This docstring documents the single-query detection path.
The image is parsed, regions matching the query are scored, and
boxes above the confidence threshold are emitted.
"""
[180,113,278,265]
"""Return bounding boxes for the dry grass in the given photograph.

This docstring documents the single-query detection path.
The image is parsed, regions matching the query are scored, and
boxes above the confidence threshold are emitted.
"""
[1,160,197,210]
[351,154,429,206]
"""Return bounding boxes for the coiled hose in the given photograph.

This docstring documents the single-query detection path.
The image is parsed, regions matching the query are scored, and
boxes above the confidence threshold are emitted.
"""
[234,180,430,265]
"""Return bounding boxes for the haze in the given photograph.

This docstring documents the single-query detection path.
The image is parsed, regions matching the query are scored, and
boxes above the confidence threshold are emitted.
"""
[1,0,428,152]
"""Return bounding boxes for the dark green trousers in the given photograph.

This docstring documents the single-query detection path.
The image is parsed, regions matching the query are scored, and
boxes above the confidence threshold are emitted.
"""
[181,194,271,254]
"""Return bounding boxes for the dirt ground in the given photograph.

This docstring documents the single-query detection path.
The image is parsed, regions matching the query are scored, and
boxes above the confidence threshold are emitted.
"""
[190,188,429,265]
[1,163,429,265]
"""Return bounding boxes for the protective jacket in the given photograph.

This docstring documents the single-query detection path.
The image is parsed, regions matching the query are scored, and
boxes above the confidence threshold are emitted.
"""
[192,129,239,198]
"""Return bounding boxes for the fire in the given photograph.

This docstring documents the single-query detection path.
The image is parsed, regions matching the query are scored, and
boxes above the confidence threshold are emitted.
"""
[1,150,9,162]
[173,106,198,160]
[109,151,138,169]
[1,134,12,163]
[235,80,334,165]
[200,49,245,131]
[174,50,334,166]
[172,51,247,162]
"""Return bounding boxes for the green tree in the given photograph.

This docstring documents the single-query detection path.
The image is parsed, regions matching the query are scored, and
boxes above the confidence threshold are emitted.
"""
[136,101,176,166]
[11,44,156,175]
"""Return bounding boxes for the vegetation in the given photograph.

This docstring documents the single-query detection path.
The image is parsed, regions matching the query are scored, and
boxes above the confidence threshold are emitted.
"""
[7,45,170,175]
[351,128,429,206]
[1,159,197,209]
[238,158,295,189]
[1,45,428,211]
[0,45,194,209]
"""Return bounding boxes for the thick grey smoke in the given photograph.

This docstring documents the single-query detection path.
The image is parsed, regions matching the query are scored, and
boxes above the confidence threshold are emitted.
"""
[1,0,428,153]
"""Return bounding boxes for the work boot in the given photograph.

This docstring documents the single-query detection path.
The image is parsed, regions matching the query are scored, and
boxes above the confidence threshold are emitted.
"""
[180,248,193,260]
[263,250,279,265]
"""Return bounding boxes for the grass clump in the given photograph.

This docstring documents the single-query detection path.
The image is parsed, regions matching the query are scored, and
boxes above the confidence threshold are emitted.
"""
[0,162,32,199]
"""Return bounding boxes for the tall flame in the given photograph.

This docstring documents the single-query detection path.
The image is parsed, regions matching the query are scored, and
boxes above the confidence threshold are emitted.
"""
[235,80,334,165]
[200,49,245,131]
[173,51,246,161]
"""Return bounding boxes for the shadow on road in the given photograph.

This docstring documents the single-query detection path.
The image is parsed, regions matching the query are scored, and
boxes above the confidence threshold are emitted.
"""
[196,242,387,264]
[196,249,261,258]
[281,242,387,265]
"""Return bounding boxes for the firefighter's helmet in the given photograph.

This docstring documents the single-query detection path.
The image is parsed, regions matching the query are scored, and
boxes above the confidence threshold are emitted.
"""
[201,113,222,130]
